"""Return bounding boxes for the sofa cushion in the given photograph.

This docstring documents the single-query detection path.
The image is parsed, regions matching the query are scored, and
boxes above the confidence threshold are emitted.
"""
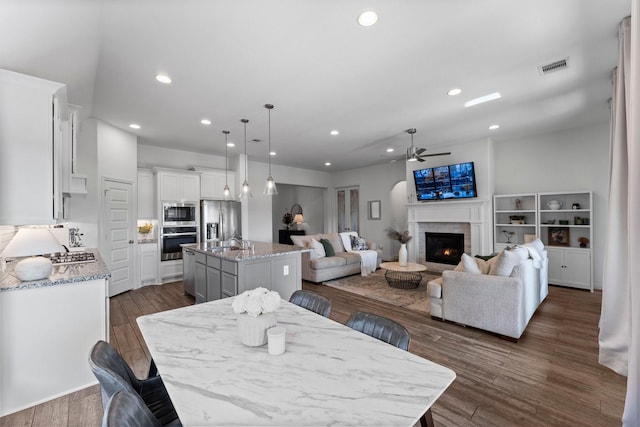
[310,238,326,258]
[290,234,319,248]
[336,252,361,265]
[320,239,336,257]
[319,233,345,253]
[427,277,443,298]
[489,247,529,276]
[310,255,347,270]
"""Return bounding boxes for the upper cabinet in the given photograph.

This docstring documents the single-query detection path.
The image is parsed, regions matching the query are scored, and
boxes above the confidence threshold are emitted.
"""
[0,69,67,225]
[137,169,156,219]
[156,168,200,202]
[200,170,236,200]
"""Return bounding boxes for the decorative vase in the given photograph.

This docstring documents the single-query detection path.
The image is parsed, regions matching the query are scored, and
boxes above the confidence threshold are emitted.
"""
[398,243,408,267]
[237,312,278,347]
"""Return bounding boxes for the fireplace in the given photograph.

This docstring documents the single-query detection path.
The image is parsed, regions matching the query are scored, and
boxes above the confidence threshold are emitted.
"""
[425,232,464,265]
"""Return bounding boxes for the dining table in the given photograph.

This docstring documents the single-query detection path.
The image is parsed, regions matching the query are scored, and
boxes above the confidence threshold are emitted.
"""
[137,297,456,426]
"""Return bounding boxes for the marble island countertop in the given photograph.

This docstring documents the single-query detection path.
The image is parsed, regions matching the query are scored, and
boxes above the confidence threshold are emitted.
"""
[182,241,309,262]
[0,248,110,292]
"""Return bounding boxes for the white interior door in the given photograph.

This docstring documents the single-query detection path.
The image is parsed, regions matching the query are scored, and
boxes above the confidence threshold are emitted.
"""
[337,186,359,233]
[103,179,135,297]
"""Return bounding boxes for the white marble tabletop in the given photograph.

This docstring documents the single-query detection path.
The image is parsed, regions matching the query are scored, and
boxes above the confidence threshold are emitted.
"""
[137,299,456,426]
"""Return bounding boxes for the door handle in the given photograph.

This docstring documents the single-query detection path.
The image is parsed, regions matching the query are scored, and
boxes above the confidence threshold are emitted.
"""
[129,240,134,244]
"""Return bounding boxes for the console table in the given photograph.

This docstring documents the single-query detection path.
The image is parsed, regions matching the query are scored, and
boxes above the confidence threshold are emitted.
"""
[379,262,428,289]
[278,229,305,245]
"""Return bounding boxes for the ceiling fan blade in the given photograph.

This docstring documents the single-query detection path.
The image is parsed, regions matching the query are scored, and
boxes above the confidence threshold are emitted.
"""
[416,148,426,155]
[418,152,451,158]
[417,156,426,162]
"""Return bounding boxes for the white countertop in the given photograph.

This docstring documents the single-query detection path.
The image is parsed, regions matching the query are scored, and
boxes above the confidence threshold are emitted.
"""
[137,298,456,426]
[0,248,110,292]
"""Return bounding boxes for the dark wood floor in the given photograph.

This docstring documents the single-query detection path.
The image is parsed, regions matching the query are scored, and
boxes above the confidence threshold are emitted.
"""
[0,280,626,426]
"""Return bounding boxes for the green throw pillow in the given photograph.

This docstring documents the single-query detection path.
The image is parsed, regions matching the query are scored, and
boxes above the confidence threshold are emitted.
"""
[320,238,335,257]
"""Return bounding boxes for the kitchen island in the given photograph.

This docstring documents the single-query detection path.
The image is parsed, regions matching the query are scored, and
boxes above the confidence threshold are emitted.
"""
[182,241,308,303]
[0,249,110,416]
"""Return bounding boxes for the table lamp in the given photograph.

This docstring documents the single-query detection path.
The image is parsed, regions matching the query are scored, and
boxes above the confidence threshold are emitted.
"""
[293,214,304,224]
[1,227,63,281]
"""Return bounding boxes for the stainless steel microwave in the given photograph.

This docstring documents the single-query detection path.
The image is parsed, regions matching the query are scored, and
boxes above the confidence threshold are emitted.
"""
[163,202,197,226]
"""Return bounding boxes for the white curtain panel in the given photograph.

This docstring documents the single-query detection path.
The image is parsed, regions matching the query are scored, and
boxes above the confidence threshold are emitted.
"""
[599,12,640,426]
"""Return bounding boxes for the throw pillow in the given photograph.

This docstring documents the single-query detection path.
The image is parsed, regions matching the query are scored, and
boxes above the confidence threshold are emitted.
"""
[350,235,358,250]
[310,238,326,258]
[489,247,529,277]
[320,238,336,257]
[461,253,482,274]
[356,237,368,250]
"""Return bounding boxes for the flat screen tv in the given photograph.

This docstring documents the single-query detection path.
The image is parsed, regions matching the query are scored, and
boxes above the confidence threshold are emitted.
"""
[413,161,477,201]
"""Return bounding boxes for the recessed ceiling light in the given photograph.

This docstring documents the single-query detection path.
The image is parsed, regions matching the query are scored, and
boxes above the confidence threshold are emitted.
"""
[358,10,378,27]
[464,92,502,108]
[448,88,462,96]
[269,151,276,156]
[489,124,500,130]
[155,74,172,84]
[129,123,141,129]
[227,142,235,147]
[330,130,339,136]
[201,119,211,126]
[325,162,331,166]
[386,148,394,153]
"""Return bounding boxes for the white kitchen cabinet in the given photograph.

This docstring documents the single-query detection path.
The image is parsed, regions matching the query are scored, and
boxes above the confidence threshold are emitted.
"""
[137,169,156,219]
[0,278,108,416]
[200,170,235,200]
[139,242,158,286]
[157,169,200,202]
[59,107,87,198]
[546,247,592,290]
[0,69,67,225]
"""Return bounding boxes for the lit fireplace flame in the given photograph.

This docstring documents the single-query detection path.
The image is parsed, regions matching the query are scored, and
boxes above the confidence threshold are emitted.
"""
[443,248,452,256]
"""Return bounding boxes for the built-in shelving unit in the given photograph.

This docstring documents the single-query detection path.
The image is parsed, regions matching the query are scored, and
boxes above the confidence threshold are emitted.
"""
[493,191,593,291]
[538,191,593,291]
[493,193,537,252]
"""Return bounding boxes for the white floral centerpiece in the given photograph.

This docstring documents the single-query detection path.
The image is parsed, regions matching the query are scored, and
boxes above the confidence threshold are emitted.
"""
[232,287,281,317]
[232,287,281,346]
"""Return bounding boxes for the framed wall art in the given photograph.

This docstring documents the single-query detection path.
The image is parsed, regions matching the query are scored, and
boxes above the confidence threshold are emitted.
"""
[367,200,381,220]
[548,227,570,246]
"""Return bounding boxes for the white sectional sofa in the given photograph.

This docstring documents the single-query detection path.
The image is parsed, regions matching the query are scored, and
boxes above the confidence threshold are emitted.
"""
[427,240,548,340]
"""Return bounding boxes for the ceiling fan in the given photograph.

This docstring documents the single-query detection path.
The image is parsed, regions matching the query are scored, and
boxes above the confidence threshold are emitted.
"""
[405,128,450,162]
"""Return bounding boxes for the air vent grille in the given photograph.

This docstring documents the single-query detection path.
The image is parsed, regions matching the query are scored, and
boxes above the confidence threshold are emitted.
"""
[539,58,568,75]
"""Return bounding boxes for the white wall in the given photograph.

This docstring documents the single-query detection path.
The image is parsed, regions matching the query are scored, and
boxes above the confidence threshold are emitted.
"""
[272,184,326,240]
[494,121,610,289]
[331,161,406,260]
[68,119,138,249]
[137,144,227,171]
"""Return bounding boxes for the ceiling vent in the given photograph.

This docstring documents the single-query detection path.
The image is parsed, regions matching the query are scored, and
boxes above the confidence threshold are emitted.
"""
[539,58,569,75]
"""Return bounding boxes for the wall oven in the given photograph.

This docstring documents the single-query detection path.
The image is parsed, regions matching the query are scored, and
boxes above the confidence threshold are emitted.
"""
[161,226,198,261]
[163,202,197,226]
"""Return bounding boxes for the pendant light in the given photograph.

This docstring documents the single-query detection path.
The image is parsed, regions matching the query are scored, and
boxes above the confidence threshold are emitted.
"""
[222,130,231,199]
[239,119,252,198]
[263,104,278,196]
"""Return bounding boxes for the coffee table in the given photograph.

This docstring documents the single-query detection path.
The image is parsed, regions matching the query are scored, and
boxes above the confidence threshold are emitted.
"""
[379,261,428,289]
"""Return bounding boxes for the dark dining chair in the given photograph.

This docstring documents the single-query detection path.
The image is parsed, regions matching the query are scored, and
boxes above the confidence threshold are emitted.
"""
[345,312,434,426]
[89,340,180,426]
[289,289,332,317]
[102,391,162,427]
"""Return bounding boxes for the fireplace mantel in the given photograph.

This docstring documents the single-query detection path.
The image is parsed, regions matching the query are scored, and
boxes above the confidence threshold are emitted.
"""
[406,199,493,264]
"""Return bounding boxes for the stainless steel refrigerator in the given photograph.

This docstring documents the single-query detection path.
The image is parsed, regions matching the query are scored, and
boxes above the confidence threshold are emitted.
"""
[200,199,242,242]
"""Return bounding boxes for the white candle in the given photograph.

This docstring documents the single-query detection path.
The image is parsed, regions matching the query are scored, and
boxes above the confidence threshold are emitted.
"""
[267,326,286,355]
